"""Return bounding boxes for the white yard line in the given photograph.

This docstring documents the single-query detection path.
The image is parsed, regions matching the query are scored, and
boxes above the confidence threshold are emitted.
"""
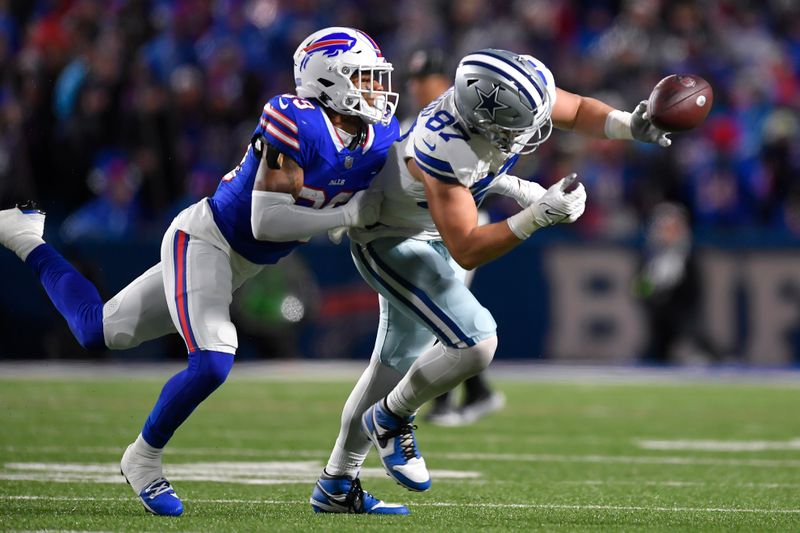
[443,452,800,468]
[6,446,800,467]
[636,438,800,452]
[0,461,479,485]
[2,495,799,514]
[560,479,800,489]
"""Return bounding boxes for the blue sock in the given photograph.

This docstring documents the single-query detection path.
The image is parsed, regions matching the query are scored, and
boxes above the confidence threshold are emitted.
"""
[25,244,105,350]
[141,350,234,448]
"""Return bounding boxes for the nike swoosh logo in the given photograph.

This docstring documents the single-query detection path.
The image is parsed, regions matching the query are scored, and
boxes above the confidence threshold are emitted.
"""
[278,97,289,109]
[324,491,347,503]
[421,138,437,152]
[545,208,568,217]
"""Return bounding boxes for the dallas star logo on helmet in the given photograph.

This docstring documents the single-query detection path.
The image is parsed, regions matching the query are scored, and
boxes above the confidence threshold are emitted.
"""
[473,83,509,120]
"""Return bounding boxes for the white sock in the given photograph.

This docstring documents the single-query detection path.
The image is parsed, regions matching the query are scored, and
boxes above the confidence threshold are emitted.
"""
[11,235,44,262]
[386,336,498,417]
[325,444,367,479]
[121,434,164,493]
[132,433,163,460]
[0,209,45,261]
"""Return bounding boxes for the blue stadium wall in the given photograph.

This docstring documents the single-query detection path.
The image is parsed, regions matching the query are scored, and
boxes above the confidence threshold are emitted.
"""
[1,231,798,365]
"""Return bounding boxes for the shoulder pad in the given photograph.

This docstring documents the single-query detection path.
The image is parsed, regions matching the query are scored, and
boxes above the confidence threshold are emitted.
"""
[411,127,480,186]
[259,94,320,165]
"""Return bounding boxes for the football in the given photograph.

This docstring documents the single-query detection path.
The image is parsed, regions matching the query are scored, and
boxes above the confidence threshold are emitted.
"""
[646,74,713,132]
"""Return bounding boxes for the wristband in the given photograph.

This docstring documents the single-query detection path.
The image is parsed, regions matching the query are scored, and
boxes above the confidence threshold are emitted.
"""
[506,207,541,240]
[604,110,634,140]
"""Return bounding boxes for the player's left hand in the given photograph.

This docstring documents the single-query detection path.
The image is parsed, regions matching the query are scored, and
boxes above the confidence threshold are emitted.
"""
[630,101,672,147]
[531,173,586,226]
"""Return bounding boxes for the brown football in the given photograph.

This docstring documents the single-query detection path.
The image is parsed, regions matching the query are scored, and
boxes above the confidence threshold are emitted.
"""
[646,74,713,132]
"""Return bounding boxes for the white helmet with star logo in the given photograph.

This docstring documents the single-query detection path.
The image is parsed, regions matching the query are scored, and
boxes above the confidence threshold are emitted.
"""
[453,49,556,154]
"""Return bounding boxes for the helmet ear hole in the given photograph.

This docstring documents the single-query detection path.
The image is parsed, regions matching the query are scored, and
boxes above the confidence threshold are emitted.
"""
[317,78,335,87]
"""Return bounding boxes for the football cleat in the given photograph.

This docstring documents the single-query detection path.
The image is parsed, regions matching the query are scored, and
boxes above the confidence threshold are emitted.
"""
[134,477,184,517]
[120,444,183,516]
[361,401,431,492]
[310,472,409,514]
[0,201,46,260]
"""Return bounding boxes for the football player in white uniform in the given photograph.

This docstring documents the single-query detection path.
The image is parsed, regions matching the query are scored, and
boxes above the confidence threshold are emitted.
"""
[315,48,670,508]
[405,49,505,427]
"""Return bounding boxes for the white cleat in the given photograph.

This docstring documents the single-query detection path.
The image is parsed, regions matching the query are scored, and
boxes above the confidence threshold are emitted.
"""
[362,401,431,492]
[0,201,46,260]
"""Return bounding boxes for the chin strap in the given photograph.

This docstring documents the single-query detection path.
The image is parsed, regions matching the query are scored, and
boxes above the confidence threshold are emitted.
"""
[347,124,366,151]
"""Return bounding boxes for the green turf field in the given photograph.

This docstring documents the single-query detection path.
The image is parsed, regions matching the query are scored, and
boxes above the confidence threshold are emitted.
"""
[1,368,799,531]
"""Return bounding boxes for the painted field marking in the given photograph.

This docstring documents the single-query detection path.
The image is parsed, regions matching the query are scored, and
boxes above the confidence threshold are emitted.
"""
[6,446,800,467]
[636,438,800,452]
[560,479,800,489]
[2,495,799,514]
[443,452,800,468]
[1,461,478,485]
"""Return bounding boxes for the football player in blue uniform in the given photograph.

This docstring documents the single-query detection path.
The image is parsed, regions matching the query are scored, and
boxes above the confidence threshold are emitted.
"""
[0,27,406,516]
[318,48,671,510]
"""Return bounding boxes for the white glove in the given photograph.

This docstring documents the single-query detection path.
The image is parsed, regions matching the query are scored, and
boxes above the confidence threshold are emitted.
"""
[630,101,672,147]
[342,188,382,228]
[487,174,547,207]
[507,173,586,239]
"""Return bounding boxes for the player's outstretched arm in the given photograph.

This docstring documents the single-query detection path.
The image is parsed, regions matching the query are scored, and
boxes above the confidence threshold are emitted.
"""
[250,143,381,242]
[552,88,671,147]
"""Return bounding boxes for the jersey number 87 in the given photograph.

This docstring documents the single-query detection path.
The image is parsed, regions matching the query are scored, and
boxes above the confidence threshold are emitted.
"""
[424,110,470,143]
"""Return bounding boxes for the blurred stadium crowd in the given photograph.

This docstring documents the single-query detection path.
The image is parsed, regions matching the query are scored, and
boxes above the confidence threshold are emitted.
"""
[1,0,799,240]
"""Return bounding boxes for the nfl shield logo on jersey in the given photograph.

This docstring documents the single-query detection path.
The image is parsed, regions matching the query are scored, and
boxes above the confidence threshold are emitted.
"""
[344,156,354,169]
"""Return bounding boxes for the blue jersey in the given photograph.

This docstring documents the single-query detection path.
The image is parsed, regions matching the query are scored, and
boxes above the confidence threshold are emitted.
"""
[209,94,400,264]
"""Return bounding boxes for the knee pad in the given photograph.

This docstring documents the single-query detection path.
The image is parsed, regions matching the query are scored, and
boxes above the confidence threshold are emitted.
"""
[446,335,497,376]
[70,303,105,352]
[469,306,497,342]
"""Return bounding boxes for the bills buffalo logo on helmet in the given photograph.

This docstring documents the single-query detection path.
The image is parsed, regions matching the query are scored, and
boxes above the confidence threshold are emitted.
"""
[299,32,358,70]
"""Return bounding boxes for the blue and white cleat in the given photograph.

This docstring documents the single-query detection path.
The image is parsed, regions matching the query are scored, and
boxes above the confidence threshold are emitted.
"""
[310,472,409,514]
[135,477,184,517]
[120,444,183,516]
[361,400,431,492]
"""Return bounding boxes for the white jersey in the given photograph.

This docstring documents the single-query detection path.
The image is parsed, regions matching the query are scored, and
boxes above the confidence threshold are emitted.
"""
[350,89,519,244]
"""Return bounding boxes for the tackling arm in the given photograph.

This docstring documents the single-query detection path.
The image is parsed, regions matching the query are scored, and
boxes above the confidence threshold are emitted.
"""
[250,141,380,242]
